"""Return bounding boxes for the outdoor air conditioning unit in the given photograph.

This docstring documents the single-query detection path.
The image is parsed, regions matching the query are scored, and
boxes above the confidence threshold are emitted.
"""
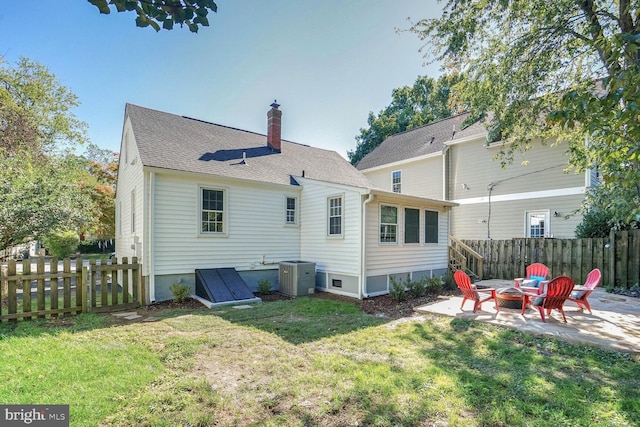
[279,261,316,296]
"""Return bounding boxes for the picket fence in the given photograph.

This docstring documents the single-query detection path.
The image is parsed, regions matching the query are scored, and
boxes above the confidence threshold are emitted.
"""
[0,257,141,322]
[454,229,640,288]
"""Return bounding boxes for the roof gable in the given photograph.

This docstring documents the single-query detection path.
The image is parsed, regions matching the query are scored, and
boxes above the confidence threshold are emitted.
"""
[355,113,487,171]
[125,103,374,188]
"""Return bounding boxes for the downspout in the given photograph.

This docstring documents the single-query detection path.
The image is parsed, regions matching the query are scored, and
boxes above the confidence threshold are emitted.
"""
[442,145,452,246]
[442,145,450,201]
[360,192,375,299]
[148,171,156,302]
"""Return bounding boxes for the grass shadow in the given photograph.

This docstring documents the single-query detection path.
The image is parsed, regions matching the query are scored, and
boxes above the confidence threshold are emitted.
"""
[212,296,387,344]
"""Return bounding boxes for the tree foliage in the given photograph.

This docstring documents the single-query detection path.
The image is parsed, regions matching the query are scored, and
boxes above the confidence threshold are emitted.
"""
[88,0,217,32]
[410,0,640,225]
[0,153,93,249]
[0,58,97,249]
[0,57,86,156]
[348,74,461,165]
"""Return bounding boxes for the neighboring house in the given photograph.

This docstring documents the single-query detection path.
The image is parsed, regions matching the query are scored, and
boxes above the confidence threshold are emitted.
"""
[115,103,457,302]
[357,114,596,240]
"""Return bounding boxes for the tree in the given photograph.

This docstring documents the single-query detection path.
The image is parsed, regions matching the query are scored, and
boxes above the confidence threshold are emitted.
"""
[0,56,87,156]
[348,74,461,165]
[410,0,640,224]
[0,153,93,249]
[77,144,119,239]
[0,58,91,249]
[88,0,217,32]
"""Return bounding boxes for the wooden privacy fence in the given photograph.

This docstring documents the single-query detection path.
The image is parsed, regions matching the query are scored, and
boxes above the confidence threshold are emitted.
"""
[0,257,141,322]
[457,229,640,288]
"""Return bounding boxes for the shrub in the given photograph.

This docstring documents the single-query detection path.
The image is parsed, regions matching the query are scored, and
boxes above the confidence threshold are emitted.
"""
[426,276,443,294]
[257,279,271,294]
[170,282,191,303]
[42,230,79,258]
[389,276,407,302]
[442,272,456,291]
[407,277,428,298]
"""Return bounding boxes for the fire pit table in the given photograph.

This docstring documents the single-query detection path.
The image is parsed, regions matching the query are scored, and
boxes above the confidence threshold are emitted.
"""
[496,287,524,309]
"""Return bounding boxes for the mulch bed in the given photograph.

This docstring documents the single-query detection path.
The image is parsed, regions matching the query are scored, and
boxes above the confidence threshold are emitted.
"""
[136,291,445,320]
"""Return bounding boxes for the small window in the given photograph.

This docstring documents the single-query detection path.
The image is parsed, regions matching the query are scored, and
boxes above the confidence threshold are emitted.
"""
[404,208,420,244]
[380,205,398,243]
[328,196,343,236]
[130,190,136,233]
[392,170,401,193]
[201,188,225,233]
[526,211,549,238]
[285,197,297,224]
[425,210,438,243]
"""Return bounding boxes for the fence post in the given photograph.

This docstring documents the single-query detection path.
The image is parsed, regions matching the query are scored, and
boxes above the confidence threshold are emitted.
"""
[82,264,90,313]
[609,229,616,288]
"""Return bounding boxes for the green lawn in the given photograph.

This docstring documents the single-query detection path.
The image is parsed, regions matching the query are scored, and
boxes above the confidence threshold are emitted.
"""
[0,297,638,426]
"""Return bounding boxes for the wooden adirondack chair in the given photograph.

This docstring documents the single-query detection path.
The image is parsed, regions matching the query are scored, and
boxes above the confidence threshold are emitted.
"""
[515,263,550,295]
[454,270,499,313]
[521,276,575,323]
[568,268,602,314]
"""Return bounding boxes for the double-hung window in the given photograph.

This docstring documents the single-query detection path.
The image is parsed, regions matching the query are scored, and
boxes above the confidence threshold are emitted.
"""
[201,188,225,233]
[380,205,398,243]
[285,197,297,225]
[328,196,343,236]
[424,210,439,243]
[392,170,401,193]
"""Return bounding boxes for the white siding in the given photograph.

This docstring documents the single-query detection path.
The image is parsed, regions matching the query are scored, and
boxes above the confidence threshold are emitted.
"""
[298,178,364,276]
[365,195,450,277]
[115,118,145,266]
[363,156,443,199]
[448,138,587,239]
[152,173,302,275]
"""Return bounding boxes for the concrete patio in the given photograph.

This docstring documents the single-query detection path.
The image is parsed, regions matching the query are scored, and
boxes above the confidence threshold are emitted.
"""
[415,280,640,354]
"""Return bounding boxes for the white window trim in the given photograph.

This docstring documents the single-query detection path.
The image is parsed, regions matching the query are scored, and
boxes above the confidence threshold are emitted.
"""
[403,206,421,245]
[199,185,229,237]
[379,204,399,244]
[525,210,550,238]
[284,196,299,226]
[392,170,402,193]
[327,194,344,238]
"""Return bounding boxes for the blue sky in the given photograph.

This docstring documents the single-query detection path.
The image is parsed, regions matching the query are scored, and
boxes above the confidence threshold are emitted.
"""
[0,0,442,159]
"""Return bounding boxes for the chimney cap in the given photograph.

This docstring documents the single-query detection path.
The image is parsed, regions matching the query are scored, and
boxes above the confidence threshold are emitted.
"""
[270,100,280,109]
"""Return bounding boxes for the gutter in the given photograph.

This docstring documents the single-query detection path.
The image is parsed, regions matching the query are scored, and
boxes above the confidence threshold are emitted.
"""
[360,192,375,299]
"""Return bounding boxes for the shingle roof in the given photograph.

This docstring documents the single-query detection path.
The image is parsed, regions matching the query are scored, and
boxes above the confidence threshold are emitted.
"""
[355,113,487,170]
[125,103,374,189]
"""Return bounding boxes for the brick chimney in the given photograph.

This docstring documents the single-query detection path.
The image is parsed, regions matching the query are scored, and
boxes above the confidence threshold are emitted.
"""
[267,100,282,152]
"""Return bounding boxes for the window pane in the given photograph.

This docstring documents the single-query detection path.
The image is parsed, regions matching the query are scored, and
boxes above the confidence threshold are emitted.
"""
[381,205,397,223]
[201,189,224,233]
[425,210,438,243]
[392,171,401,193]
[405,208,420,244]
[328,197,343,235]
[286,197,296,224]
[529,214,545,238]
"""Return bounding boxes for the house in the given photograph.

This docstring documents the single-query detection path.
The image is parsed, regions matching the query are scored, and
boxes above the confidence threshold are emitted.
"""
[357,114,596,240]
[115,103,457,303]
